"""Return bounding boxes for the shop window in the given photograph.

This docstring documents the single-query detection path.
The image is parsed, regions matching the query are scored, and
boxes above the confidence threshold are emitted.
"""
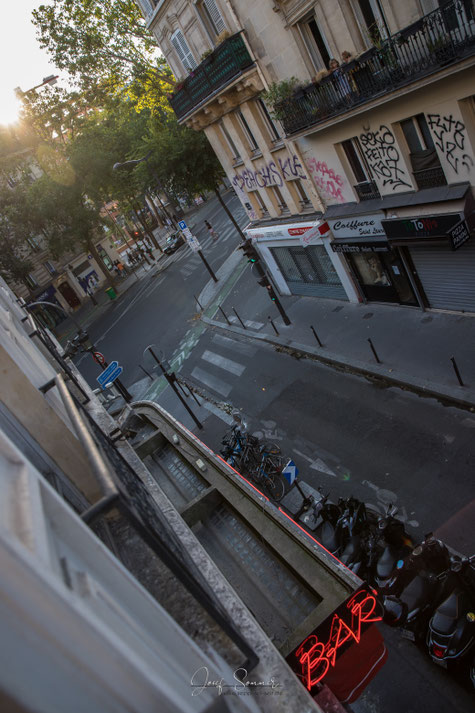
[171,29,197,72]
[237,110,259,153]
[400,114,447,190]
[298,15,331,70]
[197,0,226,38]
[272,245,341,286]
[257,99,281,143]
[341,138,380,201]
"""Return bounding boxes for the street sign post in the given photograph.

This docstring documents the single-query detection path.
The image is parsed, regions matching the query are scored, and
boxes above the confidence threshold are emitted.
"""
[182,227,202,253]
[178,220,187,231]
[92,351,105,365]
[97,360,122,389]
[282,459,299,485]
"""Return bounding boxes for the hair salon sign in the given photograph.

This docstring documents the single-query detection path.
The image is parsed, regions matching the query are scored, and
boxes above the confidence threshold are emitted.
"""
[328,215,385,239]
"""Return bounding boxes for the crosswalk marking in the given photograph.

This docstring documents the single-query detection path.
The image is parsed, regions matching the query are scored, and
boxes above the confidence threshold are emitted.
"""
[190,366,232,397]
[211,333,257,357]
[203,402,234,425]
[228,316,264,331]
[201,350,245,376]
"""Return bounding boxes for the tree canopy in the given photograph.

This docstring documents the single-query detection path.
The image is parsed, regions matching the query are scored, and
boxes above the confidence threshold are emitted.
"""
[32,0,175,114]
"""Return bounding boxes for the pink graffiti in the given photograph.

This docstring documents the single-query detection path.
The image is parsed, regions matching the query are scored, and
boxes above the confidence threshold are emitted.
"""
[306,158,345,203]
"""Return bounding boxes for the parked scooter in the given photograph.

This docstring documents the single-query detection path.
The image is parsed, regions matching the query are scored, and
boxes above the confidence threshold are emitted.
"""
[427,554,475,673]
[337,497,378,574]
[382,534,450,642]
[371,505,415,589]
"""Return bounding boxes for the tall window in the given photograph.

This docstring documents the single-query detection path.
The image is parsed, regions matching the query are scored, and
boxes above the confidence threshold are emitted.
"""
[237,110,259,152]
[400,113,446,189]
[258,99,281,142]
[341,137,380,200]
[43,261,57,275]
[272,186,289,213]
[357,0,389,43]
[198,0,226,38]
[254,191,269,215]
[25,273,38,289]
[171,29,197,72]
[299,16,330,70]
[220,122,240,161]
[294,179,311,207]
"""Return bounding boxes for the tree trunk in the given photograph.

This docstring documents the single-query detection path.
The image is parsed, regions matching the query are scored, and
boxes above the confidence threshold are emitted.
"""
[133,204,161,252]
[214,187,246,243]
[88,241,118,292]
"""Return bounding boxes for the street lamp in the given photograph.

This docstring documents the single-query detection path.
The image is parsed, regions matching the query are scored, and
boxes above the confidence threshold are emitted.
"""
[113,152,178,230]
[14,75,59,99]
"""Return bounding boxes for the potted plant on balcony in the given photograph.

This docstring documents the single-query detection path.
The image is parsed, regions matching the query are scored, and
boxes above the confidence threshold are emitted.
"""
[262,77,301,120]
[427,36,456,65]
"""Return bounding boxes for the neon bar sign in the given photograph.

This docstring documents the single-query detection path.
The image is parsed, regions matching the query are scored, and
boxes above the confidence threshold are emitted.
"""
[287,585,383,692]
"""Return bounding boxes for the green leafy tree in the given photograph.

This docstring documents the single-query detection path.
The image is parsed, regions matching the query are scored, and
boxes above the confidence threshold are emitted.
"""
[32,0,175,114]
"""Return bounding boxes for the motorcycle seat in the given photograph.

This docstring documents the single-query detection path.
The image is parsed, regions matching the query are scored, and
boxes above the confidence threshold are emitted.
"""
[402,574,432,613]
[432,589,471,635]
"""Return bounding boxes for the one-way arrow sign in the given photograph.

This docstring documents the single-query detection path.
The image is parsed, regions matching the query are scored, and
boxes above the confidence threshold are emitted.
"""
[282,459,298,485]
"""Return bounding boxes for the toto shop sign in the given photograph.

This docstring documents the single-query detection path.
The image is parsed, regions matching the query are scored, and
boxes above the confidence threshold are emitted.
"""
[328,214,385,239]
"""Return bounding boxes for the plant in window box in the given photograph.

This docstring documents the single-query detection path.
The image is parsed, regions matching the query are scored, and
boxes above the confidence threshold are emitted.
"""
[215,30,231,45]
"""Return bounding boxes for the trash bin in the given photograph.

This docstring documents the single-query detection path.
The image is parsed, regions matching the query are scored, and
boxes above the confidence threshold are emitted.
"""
[105,286,117,300]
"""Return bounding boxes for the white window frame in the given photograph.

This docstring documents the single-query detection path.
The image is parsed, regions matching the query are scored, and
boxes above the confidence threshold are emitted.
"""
[198,0,227,37]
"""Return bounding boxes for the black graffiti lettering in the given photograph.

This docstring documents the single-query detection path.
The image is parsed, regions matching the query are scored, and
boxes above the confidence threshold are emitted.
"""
[426,113,473,175]
[360,125,411,190]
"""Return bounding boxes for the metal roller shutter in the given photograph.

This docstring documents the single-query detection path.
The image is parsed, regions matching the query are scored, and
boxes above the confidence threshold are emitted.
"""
[410,241,475,313]
[271,245,348,299]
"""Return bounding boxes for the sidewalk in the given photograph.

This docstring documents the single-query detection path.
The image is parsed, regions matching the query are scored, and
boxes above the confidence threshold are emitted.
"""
[199,254,475,410]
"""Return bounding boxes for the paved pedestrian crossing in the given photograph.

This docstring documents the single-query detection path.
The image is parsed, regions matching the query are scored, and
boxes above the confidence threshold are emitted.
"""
[189,333,257,412]
[172,225,237,278]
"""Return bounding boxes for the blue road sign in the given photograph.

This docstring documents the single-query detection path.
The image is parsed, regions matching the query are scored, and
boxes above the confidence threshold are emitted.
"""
[96,360,119,387]
[282,459,298,485]
[178,220,187,230]
[99,366,123,389]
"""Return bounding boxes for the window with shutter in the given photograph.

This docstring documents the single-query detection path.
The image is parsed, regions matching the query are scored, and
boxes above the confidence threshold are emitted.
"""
[171,30,197,71]
[203,0,226,35]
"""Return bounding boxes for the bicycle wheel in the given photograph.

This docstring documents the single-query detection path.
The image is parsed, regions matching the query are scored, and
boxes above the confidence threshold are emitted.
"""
[265,474,285,501]
[261,442,281,456]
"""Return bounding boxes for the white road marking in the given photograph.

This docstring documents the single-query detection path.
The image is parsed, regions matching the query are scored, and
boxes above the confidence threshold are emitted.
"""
[190,366,232,397]
[244,320,264,330]
[293,448,337,477]
[203,402,234,425]
[211,333,257,357]
[201,350,245,376]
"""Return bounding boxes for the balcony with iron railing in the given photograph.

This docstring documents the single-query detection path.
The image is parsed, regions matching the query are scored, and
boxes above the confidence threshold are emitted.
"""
[276,0,475,136]
[169,32,255,120]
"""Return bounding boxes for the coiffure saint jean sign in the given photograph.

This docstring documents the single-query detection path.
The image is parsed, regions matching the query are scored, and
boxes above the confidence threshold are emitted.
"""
[328,214,385,239]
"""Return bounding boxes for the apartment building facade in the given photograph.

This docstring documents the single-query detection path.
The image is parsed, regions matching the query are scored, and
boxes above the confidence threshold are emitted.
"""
[138,0,475,312]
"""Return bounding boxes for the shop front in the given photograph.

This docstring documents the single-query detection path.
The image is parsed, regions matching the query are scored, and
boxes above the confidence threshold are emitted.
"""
[245,219,357,302]
[328,215,419,307]
[382,207,475,313]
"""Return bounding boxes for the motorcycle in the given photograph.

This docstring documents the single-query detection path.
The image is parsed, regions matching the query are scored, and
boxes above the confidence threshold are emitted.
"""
[337,497,378,575]
[427,554,475,673]
[382,534,450,643]
[371,505,415,589]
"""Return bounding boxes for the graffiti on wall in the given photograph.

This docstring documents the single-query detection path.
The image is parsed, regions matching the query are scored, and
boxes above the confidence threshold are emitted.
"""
[232,154,307,193]
[359,125,412,190]
[426,114,474,174]
[305,158,346,203]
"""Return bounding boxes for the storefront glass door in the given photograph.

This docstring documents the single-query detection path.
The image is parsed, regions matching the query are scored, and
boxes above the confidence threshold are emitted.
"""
[351,251,417,305]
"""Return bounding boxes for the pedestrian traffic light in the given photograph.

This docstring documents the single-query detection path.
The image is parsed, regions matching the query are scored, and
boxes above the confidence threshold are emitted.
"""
[267,285,277,301]
[239,238,260,264]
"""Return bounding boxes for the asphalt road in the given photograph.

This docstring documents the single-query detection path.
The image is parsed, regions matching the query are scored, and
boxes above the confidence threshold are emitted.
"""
[74,191,247,388]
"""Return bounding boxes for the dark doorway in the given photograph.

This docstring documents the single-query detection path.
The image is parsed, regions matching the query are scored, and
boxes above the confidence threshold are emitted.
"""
[307,19,331,69]
[57,281,81,309]
[350,250,417,305]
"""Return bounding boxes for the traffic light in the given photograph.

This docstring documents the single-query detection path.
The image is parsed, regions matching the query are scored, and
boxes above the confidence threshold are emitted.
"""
[239,238,260,264]
[257,274,271,288]
[267,285,277,301]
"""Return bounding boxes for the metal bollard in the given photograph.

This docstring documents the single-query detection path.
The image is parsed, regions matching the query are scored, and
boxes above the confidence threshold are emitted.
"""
[367,338,381,364]
[268,316,279,336]
[310,325,323,347]
[232,307,246,329]
[450,356,464,386]
[219,306,231,325]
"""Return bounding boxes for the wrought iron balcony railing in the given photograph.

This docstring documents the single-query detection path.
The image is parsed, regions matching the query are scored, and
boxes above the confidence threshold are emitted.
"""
[354,180,381,201]
[413,165,448,189]
[277,0,475,135]
[169,33,255,120]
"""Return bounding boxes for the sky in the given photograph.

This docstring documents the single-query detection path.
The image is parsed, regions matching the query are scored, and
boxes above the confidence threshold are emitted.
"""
[0,1,59,126]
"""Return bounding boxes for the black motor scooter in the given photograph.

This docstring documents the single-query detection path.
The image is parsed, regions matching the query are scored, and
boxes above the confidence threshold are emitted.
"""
[382,535,450,643]
[371,505,415,589]
[427,554,475,674]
